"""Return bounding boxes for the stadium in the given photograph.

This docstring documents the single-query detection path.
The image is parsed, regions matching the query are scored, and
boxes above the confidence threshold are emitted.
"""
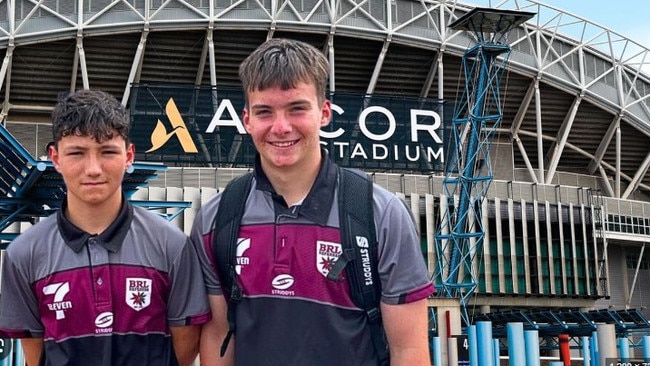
[1,0,650,362]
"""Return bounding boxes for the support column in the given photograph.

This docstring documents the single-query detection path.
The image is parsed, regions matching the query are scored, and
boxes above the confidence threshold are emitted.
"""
[597,324,616,366]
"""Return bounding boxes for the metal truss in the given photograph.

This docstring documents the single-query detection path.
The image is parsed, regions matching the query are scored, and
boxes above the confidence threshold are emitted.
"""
[0,0,645,111]
[432,7,533,325]
[0,0,648,195]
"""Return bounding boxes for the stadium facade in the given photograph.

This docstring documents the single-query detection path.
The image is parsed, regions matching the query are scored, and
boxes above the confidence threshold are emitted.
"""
[2,0,650,356]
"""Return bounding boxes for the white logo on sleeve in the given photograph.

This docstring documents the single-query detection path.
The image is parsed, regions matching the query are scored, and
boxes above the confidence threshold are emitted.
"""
[126,278,152,311]
[236,238,251,275]
[42,282,72,320]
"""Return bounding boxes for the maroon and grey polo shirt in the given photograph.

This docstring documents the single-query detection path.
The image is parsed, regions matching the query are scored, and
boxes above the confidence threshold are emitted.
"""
[191,155,435,366]
[0,198,210,365]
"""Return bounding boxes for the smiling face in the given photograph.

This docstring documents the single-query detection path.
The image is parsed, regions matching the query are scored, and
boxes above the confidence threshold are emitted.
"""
[243,81,331,175]
[51,132,134,211]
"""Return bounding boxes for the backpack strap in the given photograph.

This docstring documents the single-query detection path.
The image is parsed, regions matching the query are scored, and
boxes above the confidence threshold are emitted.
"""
[327,167,389,365]
[211,172,253,357]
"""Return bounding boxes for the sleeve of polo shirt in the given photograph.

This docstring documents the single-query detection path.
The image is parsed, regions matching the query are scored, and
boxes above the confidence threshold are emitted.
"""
[375,193,435,305]
[166,236,211,327]
[0,247,43,338]
[189,196,224,296]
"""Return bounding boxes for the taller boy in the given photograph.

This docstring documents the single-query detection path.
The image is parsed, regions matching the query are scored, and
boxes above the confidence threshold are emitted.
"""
[192,38,435,366]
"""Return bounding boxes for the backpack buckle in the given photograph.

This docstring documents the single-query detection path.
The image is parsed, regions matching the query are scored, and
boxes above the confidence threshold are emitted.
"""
[366,307,381,322]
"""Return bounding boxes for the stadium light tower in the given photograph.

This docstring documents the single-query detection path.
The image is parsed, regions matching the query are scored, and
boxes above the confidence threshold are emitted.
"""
[433,8,535,325]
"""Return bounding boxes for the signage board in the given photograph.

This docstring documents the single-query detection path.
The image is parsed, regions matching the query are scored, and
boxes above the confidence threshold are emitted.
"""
[130,84,453,173]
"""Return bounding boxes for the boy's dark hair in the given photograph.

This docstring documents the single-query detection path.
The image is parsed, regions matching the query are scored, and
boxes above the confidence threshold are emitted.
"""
[51,89,130,145]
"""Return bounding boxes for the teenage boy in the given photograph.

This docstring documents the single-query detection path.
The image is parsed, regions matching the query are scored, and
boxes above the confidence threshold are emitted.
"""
[192,39,434,366]
[0,89,211,366]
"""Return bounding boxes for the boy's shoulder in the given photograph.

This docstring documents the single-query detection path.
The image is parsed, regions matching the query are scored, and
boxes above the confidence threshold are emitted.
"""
[6,213,58,256]
[131,205,188,241]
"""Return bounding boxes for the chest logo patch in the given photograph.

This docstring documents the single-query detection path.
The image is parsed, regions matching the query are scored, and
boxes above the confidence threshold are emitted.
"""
[126,278,152,311]
[316,240,342,277]
[272,274,294,290]
[95,311,114,334]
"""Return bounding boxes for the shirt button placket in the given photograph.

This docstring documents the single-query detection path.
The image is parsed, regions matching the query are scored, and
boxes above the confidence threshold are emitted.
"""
[88,238,112,308]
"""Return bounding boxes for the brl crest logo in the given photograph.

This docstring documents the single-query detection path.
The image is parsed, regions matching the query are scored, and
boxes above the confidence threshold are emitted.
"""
[126,278,152,311]
[316,240,342,278]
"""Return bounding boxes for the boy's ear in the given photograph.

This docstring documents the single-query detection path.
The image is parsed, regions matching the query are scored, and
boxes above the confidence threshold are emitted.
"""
[50,146,62,172]
[242,108,252,133]
[126,143,135,170]
[321,100,332,127]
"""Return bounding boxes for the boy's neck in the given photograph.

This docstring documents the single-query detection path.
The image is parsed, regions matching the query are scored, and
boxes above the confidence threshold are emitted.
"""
[65,194,123,234]
[264,160,321,207]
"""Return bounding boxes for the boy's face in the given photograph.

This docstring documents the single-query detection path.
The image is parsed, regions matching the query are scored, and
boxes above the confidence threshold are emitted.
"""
[242,81,331,174]
[50,132,134,209]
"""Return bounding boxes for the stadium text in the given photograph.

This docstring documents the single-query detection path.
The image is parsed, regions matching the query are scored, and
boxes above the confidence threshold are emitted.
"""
[205,99,445,163]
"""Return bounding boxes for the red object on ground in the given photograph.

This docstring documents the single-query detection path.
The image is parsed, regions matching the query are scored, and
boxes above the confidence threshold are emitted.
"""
[559,334,571,366]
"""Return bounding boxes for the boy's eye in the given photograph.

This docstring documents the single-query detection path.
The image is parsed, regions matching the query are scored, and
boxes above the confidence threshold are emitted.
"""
[254,113,271,119]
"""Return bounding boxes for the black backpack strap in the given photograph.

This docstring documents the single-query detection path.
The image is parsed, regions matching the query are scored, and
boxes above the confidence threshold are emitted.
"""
[211,172,253,357]
[331,168,389,364]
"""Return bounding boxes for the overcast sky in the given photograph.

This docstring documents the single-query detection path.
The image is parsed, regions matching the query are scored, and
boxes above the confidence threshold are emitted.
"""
[467,0,650,48]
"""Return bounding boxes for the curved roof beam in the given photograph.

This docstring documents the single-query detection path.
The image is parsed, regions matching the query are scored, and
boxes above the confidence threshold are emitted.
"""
[588,115,620,174]
[0,43,14,120]
[622,150,650,199]
[366,39,390,95]
[121,30,148,106]
[545,94,582,184]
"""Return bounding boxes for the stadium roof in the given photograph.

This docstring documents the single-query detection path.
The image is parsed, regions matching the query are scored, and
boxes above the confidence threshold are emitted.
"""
[0,0,649,198]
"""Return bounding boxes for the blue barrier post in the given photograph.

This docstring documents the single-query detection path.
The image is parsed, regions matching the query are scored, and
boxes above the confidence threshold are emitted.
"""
[14,340,24,366]
[618,337,630,360]
[492,339,500,366]
[582,336,591,366]
[591,331,599,366]
[468,325,478,366]
[507,322,525,366]
[642,335,650,360]
[477,321,494,366]
[524,330,540,366]
[432,337,442,366]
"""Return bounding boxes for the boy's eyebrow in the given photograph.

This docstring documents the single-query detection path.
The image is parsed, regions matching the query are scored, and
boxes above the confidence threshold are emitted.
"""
[250,99,311,109]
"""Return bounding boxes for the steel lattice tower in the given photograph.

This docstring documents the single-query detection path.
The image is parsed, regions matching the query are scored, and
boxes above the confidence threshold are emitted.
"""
[433,8,535,325]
